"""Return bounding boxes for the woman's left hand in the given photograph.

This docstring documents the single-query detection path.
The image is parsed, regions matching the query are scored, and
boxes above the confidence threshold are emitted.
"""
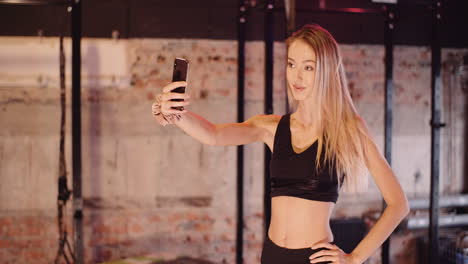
[309,242,359,264]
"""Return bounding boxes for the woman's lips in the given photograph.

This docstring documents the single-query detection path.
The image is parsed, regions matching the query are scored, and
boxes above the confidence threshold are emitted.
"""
[293,85,306,91]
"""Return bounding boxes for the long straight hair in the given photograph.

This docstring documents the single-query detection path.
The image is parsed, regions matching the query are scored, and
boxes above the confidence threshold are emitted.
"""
[285,24,371,193]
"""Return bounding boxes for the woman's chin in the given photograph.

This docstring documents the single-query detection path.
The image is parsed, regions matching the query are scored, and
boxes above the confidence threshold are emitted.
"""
[292,93,307,100]
[289,88,310,101]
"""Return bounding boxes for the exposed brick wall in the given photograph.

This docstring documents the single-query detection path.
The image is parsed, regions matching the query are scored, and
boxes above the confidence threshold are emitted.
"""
[0,37,466,264]
[0,213,59,264]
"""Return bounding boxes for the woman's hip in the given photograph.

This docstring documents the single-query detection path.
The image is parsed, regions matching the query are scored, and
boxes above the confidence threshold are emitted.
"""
[260,234,334,264]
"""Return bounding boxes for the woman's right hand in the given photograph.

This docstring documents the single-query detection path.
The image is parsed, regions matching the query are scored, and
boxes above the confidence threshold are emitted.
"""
[159,81,191,115]
[152,81,191,125]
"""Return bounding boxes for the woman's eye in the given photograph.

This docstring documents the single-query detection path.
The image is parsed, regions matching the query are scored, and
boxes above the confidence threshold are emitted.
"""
[305,66,314,71]
[287,62,294,67]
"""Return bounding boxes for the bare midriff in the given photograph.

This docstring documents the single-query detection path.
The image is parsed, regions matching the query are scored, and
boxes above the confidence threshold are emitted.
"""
[268,195,335,249]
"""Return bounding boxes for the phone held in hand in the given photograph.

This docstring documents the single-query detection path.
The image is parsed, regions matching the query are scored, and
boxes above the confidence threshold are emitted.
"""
[170,58,189,111]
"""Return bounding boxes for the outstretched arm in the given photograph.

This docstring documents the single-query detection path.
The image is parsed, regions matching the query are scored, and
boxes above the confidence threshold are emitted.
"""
[152,81,266,146]
[173,111,267,146]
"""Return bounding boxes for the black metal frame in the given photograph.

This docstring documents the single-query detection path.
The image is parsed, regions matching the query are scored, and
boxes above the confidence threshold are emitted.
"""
[264,0,275,242]
[70,1,83,263]
[238,1,445,264]
[0,1,446,264]
[261,3,391,263]
[429,1,445,264]
[382,5,395,264]
[273,6,382,15]
[236,1,247,263]
[0,1,84,263]
[0,0,67,4]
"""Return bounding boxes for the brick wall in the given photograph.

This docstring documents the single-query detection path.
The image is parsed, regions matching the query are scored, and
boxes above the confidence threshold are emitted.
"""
[0,37,466,264]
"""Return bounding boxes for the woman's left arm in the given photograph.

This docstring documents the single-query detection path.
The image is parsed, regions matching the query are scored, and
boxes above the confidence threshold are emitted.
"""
[309,116,410,264]
[349,116,410,263]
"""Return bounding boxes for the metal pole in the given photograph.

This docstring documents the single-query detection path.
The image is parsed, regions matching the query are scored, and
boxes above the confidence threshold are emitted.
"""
[283,0,296,114]
[381,5,395,264]
[264,0,275,239]
[429,1,444,263]
[236,1,247,263]
[71,0,83,263]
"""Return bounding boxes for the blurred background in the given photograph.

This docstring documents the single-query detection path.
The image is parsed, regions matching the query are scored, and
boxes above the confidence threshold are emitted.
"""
[0,0,467,263]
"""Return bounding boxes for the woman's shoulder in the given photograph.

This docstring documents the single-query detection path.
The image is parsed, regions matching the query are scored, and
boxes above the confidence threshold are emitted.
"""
[245,114,283,136]
[244,114,282,146]
[248,113,282,127]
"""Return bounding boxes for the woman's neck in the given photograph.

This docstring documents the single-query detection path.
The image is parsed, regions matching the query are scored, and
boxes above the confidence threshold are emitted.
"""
[292,100,319,128]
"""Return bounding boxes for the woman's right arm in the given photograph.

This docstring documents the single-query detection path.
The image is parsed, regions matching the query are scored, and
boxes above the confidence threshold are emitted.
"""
[174,110,267,146]
[152,81,267,146]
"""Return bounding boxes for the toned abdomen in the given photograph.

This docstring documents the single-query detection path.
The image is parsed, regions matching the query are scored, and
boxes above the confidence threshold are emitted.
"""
[268,195,335,249]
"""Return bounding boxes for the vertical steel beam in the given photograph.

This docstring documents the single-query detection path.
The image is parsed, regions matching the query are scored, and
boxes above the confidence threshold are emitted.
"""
[382,5,395,264]
[264,0,275,239]
[429,1,444,263]
[71,0,83,263]
[237,1,247,263]
[283,0,296,113]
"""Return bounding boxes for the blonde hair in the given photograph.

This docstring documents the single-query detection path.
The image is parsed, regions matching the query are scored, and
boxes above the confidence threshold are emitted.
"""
[285,24,371,193]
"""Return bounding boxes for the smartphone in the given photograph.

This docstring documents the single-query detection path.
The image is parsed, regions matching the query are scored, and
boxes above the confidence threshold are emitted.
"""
[170,58,189,111]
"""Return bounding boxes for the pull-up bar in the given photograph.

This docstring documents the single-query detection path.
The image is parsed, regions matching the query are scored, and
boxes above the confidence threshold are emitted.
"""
[275,6,383,15]
[0,0,71,5]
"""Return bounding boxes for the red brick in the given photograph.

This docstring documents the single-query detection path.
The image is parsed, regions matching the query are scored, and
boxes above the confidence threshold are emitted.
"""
[100,248,113,260]
[0,239,10,248]
[149,215,161,222]
[23,249,47,260]
[0,217,13,226]
[168,212,185,222]
[130,223,144,234]
[93,224,111,234]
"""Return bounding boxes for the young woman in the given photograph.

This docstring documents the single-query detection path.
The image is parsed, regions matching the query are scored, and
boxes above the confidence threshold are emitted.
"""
[152,24,409,264]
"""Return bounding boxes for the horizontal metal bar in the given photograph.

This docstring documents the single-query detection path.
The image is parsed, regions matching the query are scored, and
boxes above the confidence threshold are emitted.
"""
[273,7,384,15]
[406,214,468,229]
[0,0,71,6]
[409,194,468,209]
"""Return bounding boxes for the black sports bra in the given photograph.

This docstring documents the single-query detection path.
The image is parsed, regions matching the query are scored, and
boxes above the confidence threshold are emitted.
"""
[269,113,345,203]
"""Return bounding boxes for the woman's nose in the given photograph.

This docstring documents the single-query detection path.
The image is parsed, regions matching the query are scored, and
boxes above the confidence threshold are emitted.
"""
[296,70,303,80]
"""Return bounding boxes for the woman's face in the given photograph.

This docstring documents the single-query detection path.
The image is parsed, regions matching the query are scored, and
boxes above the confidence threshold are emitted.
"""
[286,39,317,101]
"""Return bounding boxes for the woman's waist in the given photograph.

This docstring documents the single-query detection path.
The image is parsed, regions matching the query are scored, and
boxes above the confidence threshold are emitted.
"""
[267,222,333,249]
[269,196,333,245]
[271,195,335,216]
[269,212,332,233]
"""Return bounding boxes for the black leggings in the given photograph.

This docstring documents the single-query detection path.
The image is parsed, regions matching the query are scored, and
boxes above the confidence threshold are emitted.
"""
[260,235,333,264]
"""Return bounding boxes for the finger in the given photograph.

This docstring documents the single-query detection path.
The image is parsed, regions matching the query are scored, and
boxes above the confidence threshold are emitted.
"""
[165,93,190,102]
[161,92,190,102]
[163,81,187,93]
[162,108,187,115]
[161,104,187,114]
[164,101,190,108]
[160,103,176,112]
[162,81,187,93]
[309,249,338,261]
[310,255,335,263]
[311,242,335,250]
